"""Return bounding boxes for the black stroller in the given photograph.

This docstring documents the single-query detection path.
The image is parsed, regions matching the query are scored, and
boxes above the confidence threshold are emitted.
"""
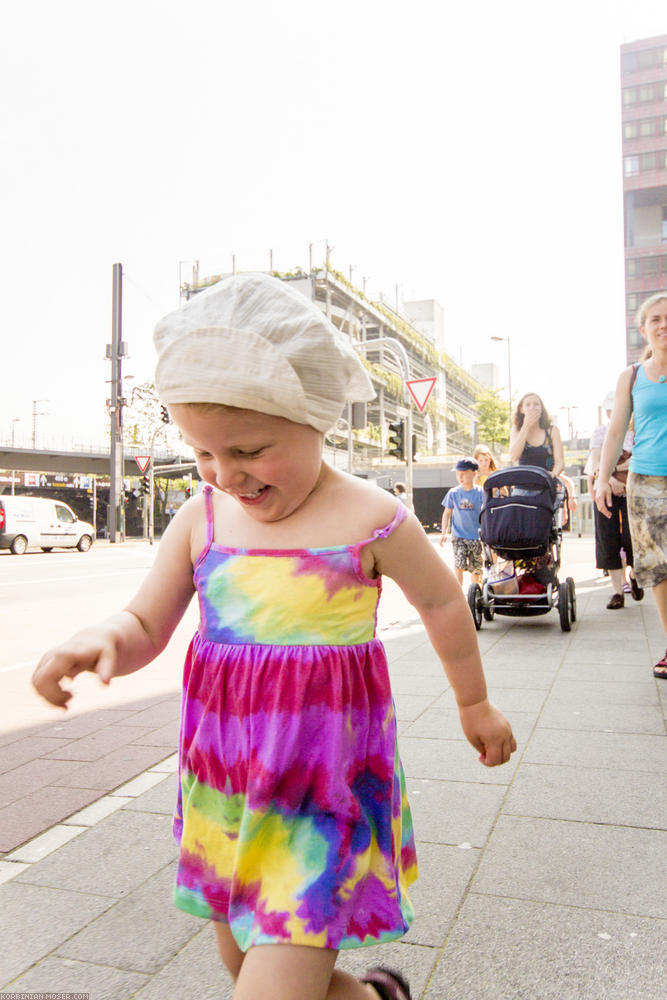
[467,465,576,632]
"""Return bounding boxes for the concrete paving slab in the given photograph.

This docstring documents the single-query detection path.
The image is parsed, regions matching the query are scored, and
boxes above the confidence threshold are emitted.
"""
[0,784,103,853]
[8,823,87,863]
[388,673,448,696]
[393,693,439,721]
[538,700,665,734]
[40,708,152,740]
[337,941,438,997]
[423,894,666,1000]
[0,735,76,772]
[558,658,656,682]
[14,810,176,898]
[0,860,29,884]
[42,724,158,761]
[547,677,659,707]
[131,923,234,1000]
[51,744,173,791]
[0,757,89,810]
[504,762,666,828]
[389,656,447,677]
[406,777,507,847]
[56,861,200,974]
[435,686,548,713]
[122,772,179,815]
[1,954,149,1000]
[0,881,112,985]
[130,719,179,747]
[404,707,538,745]
[400,736,519,785]
[114,698,180,729]
[473,815,666,917]
[63,795,133,826]
[523,728,667,773]
[477,665,557,688]
[149,751,178,772]
[403,840,480,947]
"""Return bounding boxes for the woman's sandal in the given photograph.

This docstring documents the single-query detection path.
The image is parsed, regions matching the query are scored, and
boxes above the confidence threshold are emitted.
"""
[629,574,644,602]
[360,967,412,1000]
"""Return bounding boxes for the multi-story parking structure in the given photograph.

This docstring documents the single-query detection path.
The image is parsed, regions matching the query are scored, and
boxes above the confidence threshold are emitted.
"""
[181,267,486,467]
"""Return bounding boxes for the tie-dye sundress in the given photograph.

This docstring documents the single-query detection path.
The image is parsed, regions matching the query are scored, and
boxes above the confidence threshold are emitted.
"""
[173,486,418,951]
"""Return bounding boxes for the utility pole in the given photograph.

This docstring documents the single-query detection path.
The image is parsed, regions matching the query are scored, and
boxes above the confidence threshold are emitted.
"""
[107,263,126,543]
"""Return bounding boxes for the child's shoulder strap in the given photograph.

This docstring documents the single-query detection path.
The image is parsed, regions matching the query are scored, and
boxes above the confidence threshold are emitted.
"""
[356,500,408,548]
[202,485,215,547]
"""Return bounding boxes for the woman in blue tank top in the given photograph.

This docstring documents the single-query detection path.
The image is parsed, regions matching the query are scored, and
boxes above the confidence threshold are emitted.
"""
[597,293,667,679]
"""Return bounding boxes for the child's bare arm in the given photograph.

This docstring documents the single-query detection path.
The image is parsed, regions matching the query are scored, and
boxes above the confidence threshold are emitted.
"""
[32,502,197,709]
[374,513,516,766]
[440,507,452,546]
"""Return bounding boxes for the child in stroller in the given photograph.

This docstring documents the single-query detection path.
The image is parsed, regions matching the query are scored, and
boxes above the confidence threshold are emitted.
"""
[467,465,576,632]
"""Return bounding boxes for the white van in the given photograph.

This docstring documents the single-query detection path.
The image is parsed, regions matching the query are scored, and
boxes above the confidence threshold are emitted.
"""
[0,496,95,555]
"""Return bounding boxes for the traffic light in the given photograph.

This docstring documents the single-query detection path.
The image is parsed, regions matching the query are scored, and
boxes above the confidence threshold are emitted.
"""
[184,486,191,498]
[140,475,150,496]
[160,404,170,424]
[412,433,418,462]
[387,420,405,461]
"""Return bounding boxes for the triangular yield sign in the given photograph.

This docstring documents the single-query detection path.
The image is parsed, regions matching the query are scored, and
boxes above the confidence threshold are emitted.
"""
[405,377,437,412]
[135,455,151,473]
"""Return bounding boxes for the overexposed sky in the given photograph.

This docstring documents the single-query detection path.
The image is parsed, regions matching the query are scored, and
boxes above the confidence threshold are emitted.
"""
[1,0,665,448]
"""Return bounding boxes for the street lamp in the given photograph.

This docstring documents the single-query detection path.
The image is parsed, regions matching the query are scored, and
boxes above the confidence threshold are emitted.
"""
[491,336,512,413]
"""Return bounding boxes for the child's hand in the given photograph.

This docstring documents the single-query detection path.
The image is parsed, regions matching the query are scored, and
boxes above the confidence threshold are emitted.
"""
[32,624,121,709]
[439,531,449,547]
[458,698,517,767]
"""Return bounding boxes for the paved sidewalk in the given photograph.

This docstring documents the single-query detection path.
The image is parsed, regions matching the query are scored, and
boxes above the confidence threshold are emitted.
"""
[1,538,665,998]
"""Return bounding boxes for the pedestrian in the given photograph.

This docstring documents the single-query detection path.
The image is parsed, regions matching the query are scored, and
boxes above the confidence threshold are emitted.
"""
[586,392,642,609]
[440,457,484,587]
[32,274,516,1000]
[596,292,667,679]
[509,392,565,477]
[472,444,497,487]
[393,480,409,505]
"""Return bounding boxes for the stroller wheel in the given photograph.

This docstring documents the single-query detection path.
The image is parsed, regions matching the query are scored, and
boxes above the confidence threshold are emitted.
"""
[558,580,571,632]
[467,583,483,630]
[566,577,576,622]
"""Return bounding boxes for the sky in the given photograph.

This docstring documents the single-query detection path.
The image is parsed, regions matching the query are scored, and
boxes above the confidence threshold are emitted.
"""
[1,0,665,450]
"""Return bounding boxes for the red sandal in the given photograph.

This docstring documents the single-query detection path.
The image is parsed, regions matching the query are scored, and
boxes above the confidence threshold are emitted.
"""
[360,967,412,1000]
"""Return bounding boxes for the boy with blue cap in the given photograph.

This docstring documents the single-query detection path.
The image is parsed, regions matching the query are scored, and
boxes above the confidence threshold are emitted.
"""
[440,457,484,586]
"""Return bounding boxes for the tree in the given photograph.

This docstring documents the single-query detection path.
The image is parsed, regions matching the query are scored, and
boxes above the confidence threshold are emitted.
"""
[474,390,510,454]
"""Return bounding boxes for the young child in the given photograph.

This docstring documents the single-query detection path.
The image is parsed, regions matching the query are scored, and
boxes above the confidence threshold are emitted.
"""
[440,457,484,587]
[32,274,516,1000]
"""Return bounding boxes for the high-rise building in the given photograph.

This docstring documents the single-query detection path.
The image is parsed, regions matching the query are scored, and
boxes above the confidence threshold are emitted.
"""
[621,34,667,361]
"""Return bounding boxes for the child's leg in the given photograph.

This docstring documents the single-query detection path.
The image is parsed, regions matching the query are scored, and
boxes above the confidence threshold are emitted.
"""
[232,944,378,1000]
[454,567,464,585]
[212,922,245,980]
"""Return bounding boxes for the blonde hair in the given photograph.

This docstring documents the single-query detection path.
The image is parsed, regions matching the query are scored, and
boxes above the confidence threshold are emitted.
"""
[635,291,667,329]
[473,444,497,472]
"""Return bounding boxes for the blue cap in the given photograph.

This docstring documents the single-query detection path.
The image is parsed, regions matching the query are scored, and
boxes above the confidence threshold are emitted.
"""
[454,457,479,471]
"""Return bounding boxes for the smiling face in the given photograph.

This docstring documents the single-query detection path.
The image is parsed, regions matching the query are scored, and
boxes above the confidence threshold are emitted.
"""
[169,404,325,522]
[640,297,667,354]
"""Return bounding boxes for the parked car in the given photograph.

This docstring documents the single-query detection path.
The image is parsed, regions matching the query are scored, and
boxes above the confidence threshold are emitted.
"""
[0,496,95,554]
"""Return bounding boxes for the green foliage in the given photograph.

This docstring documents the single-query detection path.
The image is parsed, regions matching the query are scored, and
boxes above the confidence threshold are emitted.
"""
[474,390,510,453]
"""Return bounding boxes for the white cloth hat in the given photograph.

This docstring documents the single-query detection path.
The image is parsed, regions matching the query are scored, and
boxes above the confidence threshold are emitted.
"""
[154,273,375,432]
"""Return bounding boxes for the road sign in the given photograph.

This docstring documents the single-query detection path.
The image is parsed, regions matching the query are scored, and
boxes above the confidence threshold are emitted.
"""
[406,377,437,412]
[135,455,151,473]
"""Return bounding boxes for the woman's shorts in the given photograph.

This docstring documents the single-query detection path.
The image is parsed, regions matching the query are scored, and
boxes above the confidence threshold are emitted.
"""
[627,473,667,589]
[452,537,483,573]
[593,494,634,570]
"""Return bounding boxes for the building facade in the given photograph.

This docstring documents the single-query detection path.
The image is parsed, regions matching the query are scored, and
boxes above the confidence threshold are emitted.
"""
[621,34,667,361]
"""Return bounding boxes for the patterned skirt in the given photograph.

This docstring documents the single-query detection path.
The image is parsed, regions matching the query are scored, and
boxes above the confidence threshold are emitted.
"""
[172,633,418,951]
[627,473,667,588]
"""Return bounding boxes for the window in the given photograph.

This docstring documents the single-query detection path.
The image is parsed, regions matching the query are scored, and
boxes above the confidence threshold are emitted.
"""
[639,85,655,102]
[623,87,637,105]
[624,156,639,176]
[663,116,667,134]
[638,48,655,69]
[643,257,659,276]
[626,258,640,277]
[663,207,667,244]
[640,118,656,136]
[627,293,640,311]
[621,52,637,73]
[641,152,656,171]
[624,121,639,140]
[56,505,75,524]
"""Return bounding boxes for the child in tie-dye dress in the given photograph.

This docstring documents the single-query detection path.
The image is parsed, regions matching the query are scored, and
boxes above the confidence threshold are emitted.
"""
[33,274,516,1000]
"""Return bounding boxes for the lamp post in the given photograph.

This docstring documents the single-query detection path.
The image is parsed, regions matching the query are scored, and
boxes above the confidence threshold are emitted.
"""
[10,418,20,496]
[491,336,512,413]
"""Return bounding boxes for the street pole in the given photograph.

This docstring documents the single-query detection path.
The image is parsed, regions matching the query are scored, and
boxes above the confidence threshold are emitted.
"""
[107,263,126,543]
